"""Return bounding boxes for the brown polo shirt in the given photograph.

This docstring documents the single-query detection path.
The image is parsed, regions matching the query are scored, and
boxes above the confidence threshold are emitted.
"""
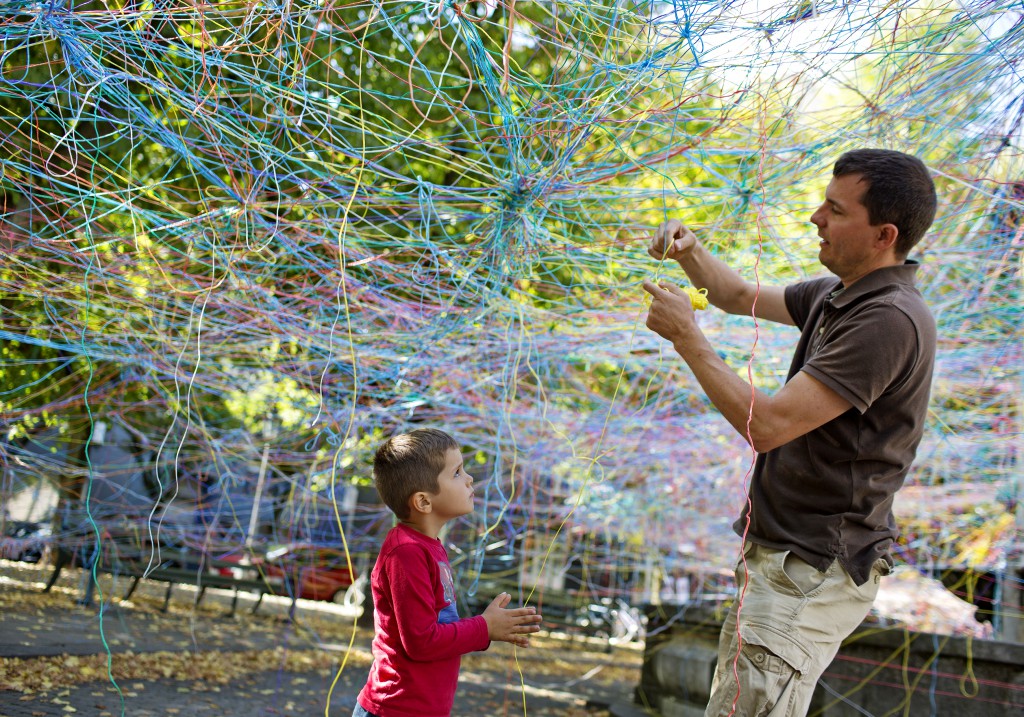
[734,262,936,585]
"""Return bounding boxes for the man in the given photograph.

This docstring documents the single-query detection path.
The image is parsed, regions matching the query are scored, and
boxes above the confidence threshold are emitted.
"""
[643,149,938,716]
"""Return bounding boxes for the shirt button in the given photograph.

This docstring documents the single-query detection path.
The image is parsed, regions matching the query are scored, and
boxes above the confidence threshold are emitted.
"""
[754,652,765,664]
[818,327,824,334]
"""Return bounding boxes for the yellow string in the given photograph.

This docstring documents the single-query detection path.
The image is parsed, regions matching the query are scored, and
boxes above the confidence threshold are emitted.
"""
[324,15,374,717]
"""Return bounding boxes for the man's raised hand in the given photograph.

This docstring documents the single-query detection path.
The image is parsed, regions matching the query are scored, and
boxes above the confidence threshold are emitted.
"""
[648,219,698,263]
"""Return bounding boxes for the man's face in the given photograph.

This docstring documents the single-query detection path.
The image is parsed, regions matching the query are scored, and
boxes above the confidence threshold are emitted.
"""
[810,173,890,285]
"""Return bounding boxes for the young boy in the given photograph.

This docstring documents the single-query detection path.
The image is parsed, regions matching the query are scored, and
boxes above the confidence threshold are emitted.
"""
[353,428,542,717]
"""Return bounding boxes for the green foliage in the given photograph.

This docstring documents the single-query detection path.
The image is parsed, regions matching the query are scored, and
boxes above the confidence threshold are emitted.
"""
[223,369,321,434]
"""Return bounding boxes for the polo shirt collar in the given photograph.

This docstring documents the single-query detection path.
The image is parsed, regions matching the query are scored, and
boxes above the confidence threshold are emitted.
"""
[827,260,921,309]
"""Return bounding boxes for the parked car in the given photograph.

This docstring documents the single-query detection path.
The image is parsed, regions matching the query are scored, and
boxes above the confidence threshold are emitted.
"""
[0,521,51,563]
[566,596,645,646]
[455,540,522,612]
[267,543,359,602]
[217,544,357,603]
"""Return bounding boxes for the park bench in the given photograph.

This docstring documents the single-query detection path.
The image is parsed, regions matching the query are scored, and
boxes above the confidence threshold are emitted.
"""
[44,542,279,616]
[118,554,274,616]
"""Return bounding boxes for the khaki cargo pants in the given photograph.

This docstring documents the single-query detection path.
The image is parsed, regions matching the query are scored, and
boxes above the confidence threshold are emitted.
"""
[705,543,887,717]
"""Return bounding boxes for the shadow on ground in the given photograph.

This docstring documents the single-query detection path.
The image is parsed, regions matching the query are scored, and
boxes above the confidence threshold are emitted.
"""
[0,560,642,716]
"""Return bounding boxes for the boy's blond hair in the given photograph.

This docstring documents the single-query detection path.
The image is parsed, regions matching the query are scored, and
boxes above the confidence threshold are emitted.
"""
[374,428,459,519]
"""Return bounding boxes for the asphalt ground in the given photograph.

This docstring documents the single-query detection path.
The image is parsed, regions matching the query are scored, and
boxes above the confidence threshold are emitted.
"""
[0,560,645,717]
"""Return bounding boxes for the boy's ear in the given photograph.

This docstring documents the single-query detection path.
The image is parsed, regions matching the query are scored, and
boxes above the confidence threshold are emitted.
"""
[408,491,433,515]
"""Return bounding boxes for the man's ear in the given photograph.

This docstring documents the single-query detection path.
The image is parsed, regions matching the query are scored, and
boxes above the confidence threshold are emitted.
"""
[877,223,898,251]
[408,491,433,515]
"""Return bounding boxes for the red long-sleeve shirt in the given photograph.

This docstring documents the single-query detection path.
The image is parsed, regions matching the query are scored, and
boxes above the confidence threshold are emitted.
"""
[357,523,490,717]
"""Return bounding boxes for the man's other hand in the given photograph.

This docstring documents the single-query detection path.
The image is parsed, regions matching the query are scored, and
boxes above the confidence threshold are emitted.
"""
[643,279,698,344]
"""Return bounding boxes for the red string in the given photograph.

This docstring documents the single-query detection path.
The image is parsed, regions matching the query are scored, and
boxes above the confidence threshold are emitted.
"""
[725,136,769,717]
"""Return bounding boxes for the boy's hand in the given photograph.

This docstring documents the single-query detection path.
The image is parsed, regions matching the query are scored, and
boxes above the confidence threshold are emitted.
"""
[481,592,543,647]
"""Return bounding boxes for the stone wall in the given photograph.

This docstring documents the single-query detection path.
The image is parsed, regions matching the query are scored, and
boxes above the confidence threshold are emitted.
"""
[635,604,1024,716]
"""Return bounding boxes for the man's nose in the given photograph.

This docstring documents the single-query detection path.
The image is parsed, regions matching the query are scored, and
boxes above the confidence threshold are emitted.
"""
[810,207,825,226]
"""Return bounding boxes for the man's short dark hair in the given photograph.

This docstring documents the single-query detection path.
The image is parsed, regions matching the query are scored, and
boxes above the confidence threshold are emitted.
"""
[373,428,459,519]
[833,149,937,257]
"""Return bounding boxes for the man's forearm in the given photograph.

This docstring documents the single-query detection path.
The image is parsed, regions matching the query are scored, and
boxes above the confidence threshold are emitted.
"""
[671,329,769,450]
[677,243,793,326]
[668,325,850,452]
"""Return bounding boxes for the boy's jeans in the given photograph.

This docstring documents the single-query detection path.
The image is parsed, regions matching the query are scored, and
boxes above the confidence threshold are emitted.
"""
[352,703,378,717]
[705,542,887,717]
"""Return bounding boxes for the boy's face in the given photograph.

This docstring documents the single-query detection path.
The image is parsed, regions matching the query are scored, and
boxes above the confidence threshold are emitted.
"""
[428,447,475,520]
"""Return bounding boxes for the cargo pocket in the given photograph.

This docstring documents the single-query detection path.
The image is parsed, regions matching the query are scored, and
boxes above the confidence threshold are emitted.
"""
[738,622,812,676]
[706,642,800,717]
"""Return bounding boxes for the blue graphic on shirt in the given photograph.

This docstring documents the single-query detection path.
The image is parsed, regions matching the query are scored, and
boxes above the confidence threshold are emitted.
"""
[437,560,460,624]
